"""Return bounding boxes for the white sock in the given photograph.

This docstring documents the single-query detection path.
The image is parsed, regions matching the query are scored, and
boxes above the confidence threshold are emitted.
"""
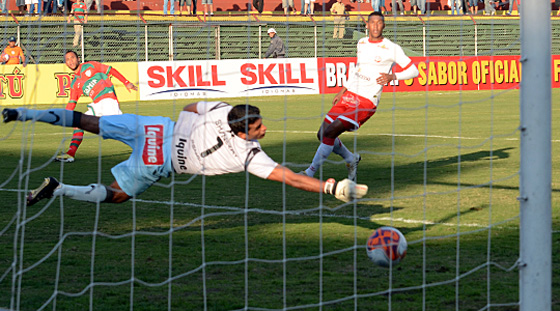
[54,183,108,203]
[332,138,354,163]
[305,143,334,177]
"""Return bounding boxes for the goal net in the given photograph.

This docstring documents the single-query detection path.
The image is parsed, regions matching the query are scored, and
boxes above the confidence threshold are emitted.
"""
[0,9,554,311]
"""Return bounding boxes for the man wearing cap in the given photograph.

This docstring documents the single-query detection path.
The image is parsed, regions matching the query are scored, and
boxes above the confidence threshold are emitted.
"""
[1,36,25,66]
[264,28,286,59]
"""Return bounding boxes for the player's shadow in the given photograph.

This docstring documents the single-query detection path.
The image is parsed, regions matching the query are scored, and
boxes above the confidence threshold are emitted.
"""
[6,135,521,235]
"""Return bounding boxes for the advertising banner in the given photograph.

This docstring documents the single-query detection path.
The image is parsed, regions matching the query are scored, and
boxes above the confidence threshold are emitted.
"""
[138,58,320,100]
[4,56,560,106]
[318,55,526,94]
[0,62,139,106]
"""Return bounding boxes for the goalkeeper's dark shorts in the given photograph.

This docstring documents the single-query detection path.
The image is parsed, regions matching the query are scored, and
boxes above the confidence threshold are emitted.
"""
[324,90,378,131]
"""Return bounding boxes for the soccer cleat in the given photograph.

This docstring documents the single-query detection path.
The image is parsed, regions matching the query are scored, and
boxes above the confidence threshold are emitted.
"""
[2,108,19,123]
[55,153,75,163]
[27,177,60,206]
[346,154,361,180]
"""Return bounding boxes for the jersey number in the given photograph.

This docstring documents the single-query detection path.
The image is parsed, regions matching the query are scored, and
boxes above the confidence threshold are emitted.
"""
[201,137,224,158]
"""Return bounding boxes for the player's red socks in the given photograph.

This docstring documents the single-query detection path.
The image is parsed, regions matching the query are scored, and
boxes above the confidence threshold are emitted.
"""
[66,129,84,157]
[322,137,335,146]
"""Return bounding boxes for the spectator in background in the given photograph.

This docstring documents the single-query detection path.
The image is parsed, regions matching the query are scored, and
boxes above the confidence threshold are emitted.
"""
[68,0,87,47]
[371,0,382,12]
[282,0,296,15]
[58,0,70,13]
[417,0,426,14]
[450,0,462,14]
[163,0,175,15]
[178,0,191,15]
[25,0,38,15]
[506,0,518,15]
[264,28,285,58]
[483,0,495,15]
[409,0,418,14]
[303,0,315,15]
[1,36,25,66]
[391,0,404,15]
[331,0,346,39]
[42,0,56,15]
[85,0,100,13]
[467,0,478,14]
[202,0,213,15]
[16,0,25,15]
[253,0,263,14]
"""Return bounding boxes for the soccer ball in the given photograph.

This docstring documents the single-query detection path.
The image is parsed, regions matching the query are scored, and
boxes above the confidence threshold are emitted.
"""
[366,226,407,267]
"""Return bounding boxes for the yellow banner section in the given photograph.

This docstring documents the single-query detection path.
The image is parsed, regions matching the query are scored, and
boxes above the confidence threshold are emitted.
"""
[0,62,139,106]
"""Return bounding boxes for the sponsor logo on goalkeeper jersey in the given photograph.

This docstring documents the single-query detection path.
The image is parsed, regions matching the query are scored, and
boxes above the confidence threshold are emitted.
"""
[143,125,164,165]
[175,138,188,171]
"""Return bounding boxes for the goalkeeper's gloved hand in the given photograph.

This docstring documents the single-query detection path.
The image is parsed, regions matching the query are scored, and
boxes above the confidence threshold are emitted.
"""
[323,178,368,202]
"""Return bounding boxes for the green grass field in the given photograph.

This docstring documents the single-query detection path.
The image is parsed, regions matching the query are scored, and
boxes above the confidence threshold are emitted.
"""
[1,90,559,310]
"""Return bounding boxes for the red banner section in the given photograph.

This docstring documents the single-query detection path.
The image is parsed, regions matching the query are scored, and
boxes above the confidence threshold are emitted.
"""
[318,56,528,94]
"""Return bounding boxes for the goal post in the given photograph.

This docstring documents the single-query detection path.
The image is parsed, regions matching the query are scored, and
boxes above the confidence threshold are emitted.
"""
[519,0,552,310]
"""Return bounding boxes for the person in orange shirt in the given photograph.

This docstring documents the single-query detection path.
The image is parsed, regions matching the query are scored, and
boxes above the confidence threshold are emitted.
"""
[1,36,26,66]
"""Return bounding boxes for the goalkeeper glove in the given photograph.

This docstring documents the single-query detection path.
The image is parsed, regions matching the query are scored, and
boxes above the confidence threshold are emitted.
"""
[323,178,368,202]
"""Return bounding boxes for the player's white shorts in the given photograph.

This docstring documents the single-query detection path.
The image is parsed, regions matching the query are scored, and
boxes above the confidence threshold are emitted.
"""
[85,98,122,117]
[325,90,378,131]
[100,114,175,197]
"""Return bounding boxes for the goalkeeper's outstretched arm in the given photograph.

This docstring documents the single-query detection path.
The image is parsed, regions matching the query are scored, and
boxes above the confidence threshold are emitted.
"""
[266,165,368,202]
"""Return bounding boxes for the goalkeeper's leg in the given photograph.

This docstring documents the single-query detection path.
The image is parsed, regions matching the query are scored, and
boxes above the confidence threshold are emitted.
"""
[2,107,100,134]
[27,177,131,206]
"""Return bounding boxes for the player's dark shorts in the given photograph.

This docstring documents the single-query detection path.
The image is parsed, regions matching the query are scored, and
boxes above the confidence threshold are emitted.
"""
[325,90,378,131]
[100,114,175,197]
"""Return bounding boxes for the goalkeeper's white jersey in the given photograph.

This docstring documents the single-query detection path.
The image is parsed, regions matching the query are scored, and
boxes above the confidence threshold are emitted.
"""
[171,101,278,179]
[346,37,413,101]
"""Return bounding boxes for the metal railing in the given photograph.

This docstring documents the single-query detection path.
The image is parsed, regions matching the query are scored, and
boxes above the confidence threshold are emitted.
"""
[0,17,538,65]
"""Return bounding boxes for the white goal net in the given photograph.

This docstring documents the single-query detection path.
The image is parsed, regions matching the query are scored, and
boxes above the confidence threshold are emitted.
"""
[0,6,554,311]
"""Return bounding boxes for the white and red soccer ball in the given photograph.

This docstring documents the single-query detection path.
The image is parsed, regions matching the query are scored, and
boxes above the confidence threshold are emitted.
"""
[366,226,407,267]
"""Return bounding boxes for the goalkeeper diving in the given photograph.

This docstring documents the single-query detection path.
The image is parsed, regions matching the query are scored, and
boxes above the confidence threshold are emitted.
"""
[2,101,368,205]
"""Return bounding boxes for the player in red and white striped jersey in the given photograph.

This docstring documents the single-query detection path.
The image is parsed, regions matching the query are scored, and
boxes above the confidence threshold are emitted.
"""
[55,50,137,163]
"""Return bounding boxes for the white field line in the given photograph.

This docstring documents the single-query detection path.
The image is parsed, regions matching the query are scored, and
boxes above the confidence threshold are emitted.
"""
[268,130,560,142]
[369,216,502,228]
[12,129,560,143]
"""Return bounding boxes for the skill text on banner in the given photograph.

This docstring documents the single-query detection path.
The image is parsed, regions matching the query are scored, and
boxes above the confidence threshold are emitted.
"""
[138,58,319,100]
